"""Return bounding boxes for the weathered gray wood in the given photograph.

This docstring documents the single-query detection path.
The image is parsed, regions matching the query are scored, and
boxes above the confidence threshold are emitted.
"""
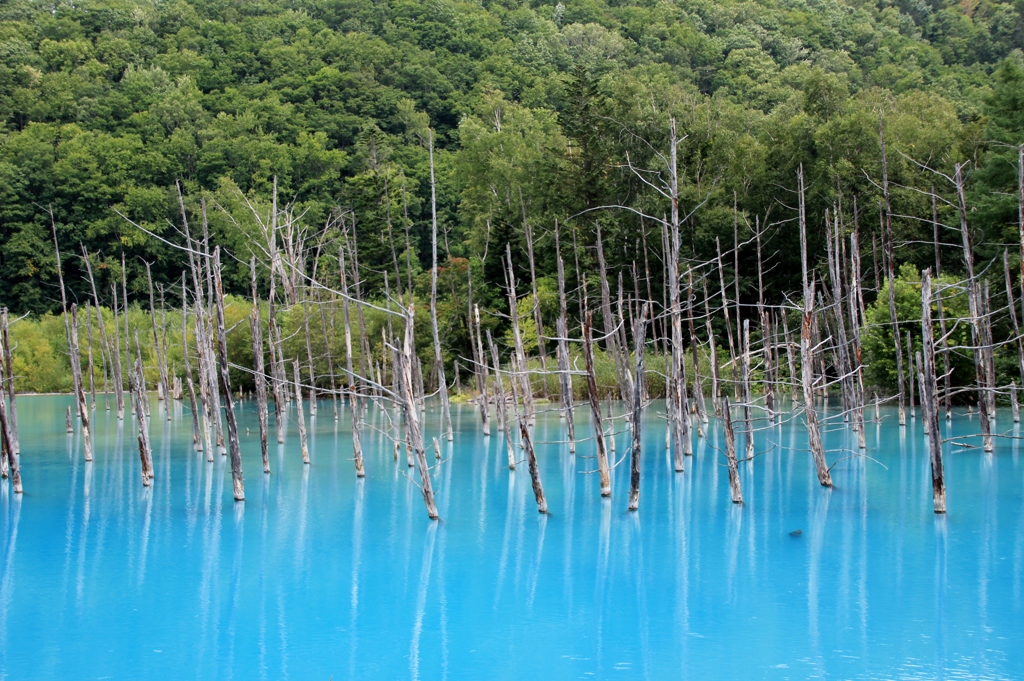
[487,330,516,470]
[628,304,649,511]
[508,352,547,513]
[212,249,245,500]
[723,397,743,504]
[426,131,454,442]
[0,370,20,492]
[920,269,946,513]
[583,311,610,495]
[131,332,153,484]
[250,260,270,474]
[70,305,93,462]
[293,360,310,465]
[798,165,832,487]
[400,304,438,519]
[0,308,18,454]
[879,118,907,427]
[472,303,491,437]
[181,278,203,451]
[554,226,575,451]
[339,245,366,477]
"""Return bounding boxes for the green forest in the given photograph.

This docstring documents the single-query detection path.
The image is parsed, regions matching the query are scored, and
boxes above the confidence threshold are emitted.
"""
[1,0,1024,394]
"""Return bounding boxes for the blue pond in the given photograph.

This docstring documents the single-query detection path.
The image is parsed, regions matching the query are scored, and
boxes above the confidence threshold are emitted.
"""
[1,395,1023,680]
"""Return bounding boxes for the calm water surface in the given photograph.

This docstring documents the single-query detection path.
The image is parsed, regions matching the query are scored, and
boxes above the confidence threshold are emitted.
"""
[1,396,1022,680]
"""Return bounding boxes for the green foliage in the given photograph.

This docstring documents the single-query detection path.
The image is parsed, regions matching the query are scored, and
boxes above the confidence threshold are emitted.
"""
[862,263,974,394]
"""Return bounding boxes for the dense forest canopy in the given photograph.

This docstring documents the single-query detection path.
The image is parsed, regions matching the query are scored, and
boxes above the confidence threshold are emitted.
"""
[1,0,1023,333]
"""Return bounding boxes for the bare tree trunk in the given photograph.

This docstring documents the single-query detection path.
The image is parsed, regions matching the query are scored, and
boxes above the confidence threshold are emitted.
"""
[250,261,270,474]
[145,260,169,404]
[703,279,722,414]
[716,237,738,397]
[953,162,993,451]
[798,165,832,487]
[487,331,516,470]
[473,304,491,437]
[212,249,245,500]
[723,397,743,504]
[687,269,708,424]
[82,247,122,418]
[741,319,754,460]
[596,224,628,402]
[293,360,310,465]
[131,333,153,484]
[628,304,649,511]
[920,269,946,513]
[0,368,20,493]
[182,276,203,451]
[1,309,18,455]
[426,132,454,442]
[400,305,438,519]
[879,118,907,427]
[505,245,534,420]
[467,267,490,436]
[340,245,365,477]
[508,352,547,513]
[70,305,93,462]
[583,312,610,495]
[555,228,575,452]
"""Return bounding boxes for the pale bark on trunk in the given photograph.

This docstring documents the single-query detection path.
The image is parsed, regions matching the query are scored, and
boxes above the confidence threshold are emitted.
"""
[628,304,649,511]
[401,305,438,519]
[212,249,245,500]
[293,361,310,465]
[250,261,270,474]
[487,331,516,470]
[583,312,610,495]
[723,397,743,504]
[921,270,946,513]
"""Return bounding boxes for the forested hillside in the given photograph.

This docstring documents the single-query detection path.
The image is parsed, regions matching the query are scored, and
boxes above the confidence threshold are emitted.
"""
[1,0,1022,331]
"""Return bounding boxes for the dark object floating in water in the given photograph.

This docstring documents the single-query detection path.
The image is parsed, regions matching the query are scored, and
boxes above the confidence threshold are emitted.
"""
[789,529,803,537]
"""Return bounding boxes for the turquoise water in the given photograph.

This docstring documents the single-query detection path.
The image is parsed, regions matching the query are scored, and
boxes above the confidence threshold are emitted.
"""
[1,395,1023,680]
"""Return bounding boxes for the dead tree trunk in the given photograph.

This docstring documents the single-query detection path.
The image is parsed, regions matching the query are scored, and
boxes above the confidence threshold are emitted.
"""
[741,319,754,460]
[212,248,245,500]
[509,352,547,513]
[880,117,907,427]
[427,131,454,442]
[400,304,438,519]
[798,165,832,487]
[505,245,534,420]
[0,369,20,493]
[70,305,93,462]
[293,360,310,465]
[723,397,743,504]
[953,162,993,452]
[487,331,516,470]
[555,226,575,451]
[182,276,203,451]
[0,309,18,455]
[250,261,270,474]
[920,269,946,513]
[628,304,649,511]
[339,245,365,477]
[131,333,154,484]
[145,260,169,404]
[82,247,122,418]
[583,311,611,495]
[473,303,491,437]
